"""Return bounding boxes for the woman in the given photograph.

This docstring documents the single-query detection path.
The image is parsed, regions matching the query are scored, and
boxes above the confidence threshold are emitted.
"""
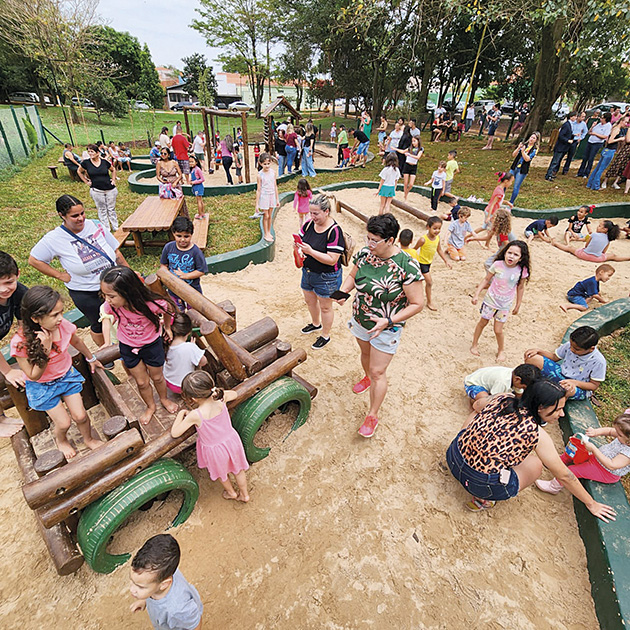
[445,379,616,521]
[377,116,388,150]
[431,115,444,143]
[275,129,288,176]
[220,134,234,185]
[28,194,129,346]
[301,123,317,178]
[337,213,424,438]
[158,126,171,150]
[600,117,630,189]
[107,141,122,170]
[395,124,412,174]
[156,147,183,194]
[62,143,81,181]
[385,120,403,155]
[296,195,345,350]
[285,124,299,173]
[78,143,118,232]
[587,117,627,190]
[508,131,540,204]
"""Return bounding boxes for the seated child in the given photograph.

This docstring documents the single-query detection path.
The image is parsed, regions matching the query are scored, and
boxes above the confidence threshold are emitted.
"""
[447,207,473,261]
[164,313,208,394]
[524,325,606,400]
[524,216,558,243]
[399,229,420,261]
[560,263,615,312]
[130,534,203,630]
[564,205,593,245]
[149,142,161,165]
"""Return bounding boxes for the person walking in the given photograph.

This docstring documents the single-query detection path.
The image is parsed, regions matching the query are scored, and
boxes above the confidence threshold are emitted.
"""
[545,113,576,181]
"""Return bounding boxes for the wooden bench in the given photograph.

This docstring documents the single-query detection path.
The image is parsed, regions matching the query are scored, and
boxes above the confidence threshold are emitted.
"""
[112,228,131,247]
[191,215,209,251]
[47,165,59,179]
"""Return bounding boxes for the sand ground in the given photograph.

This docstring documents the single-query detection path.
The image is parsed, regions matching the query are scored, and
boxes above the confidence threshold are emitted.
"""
[2,187,630,629]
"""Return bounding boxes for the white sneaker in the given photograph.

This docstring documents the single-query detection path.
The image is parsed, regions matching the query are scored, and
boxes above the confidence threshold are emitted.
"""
[601,181,607,189]
[249,211,263,219]
[535,478,563,494]
[613,183,621,189]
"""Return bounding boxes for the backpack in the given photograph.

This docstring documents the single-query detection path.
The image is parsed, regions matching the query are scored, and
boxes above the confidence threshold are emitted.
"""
[328,222,355,267]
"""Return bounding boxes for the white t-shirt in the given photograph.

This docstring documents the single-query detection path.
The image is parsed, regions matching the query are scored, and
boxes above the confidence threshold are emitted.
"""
[555,342,606,389]
[30,220,118,291]
[164,342,206,387]
[388,129,403,151]
[464,366,513,394]
[379,167,401,187]
[192,135,205,153]
[159,133,170,148]
[431,170,447,189]
[409,127,421,138]
[466,107,475,120]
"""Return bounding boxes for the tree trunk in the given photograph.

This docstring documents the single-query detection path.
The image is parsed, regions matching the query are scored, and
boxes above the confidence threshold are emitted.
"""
[344,96,349,117]
[295,83,303,111]
[371,60,386,120]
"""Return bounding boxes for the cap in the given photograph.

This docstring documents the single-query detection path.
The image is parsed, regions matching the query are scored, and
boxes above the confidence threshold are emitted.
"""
[154,141,160,145]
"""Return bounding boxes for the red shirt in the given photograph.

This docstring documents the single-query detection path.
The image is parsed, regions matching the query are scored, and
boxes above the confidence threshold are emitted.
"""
[171,134,191,161]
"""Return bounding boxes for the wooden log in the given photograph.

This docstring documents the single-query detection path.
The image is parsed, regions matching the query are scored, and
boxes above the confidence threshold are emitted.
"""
[216,299,236,321]
[23,428,144,510]
[91,367,137,422]
[144,273,169,298]
[103,415,129,440]
[198,319,247,382]
[6,381,48,437]
[156,268,236,333]
[11,429,84,575]
[390,198,431,223]
[215,340,281,389]
[0,389,12,411]
[94,344,121,365]
[38,425,196,529]
[68,347,99,410]
[275,340,292,358]
[313,147,332,158]
[336,198,369,224]
[230,317,279,352]
[34,450,67,477]
[291,372,318,399]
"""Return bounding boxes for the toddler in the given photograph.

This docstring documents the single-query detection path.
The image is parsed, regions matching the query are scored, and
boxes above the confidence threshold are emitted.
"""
[188,156,206,220]
[293,178,313,227]
[163,313,208,394]
[564,205,593,245]
[424,160,447,211]
[233,144,243,184]
[447,206,473,261]
[414,216,452,310]
[524,216,559,243]
[375,152,401,214]
[561,263,615,312]
[399,229,420,261]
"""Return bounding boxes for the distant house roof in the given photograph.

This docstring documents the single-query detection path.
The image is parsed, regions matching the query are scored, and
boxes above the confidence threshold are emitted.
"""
[156,66,181,89]
[262,96,301,119]
[216,72,306,89]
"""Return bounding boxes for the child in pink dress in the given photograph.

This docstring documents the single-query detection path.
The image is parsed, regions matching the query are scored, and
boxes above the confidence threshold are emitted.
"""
[171,371,250,502]
[293,178,313,227]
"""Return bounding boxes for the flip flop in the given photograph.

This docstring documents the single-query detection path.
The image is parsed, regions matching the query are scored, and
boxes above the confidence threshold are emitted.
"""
[465,498,496,512]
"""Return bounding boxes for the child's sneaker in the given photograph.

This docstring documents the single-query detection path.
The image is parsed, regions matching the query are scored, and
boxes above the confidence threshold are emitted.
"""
[249,211,263,219]
[301,323,322,334]
[358,415,379,438]
[311,335,330,350]
[352,376,371,394]
[535,478,563,494]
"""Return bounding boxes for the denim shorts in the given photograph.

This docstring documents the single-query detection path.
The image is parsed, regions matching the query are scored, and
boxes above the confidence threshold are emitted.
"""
[464,384,489,399]
[356,141,370,156]
[119,336,166,369]
[25,366,85,411]
[488,123,498,137]
[540,357,588,399]
[300,267,342,299]
[567,293,588,308]
[446,431,520,501]
[192,183,204,197]
[348,317,403,355]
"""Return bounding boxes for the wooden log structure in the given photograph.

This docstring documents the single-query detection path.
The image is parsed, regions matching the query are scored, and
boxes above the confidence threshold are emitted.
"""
[291,372,318,399]
[11,428,84,575]
[68,347,99,410]
[194,318,247,382]
[216,299,236,321]
[34,450,66,477]
[144,273,169,298]
[156,269,236,334]
[229,317,279,352]
[335,198,369,224]
[216,339,285,389]
[390,198,430,224]
[313,147,332,158]
[92,367,137,421]
[103,415,130,440]
[93,344,122,365]
[6,381,48,437]
[23,429,144,510]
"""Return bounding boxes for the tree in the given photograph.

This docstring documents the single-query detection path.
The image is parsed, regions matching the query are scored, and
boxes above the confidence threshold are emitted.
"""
[275,37,312,111]
[181,53,217,102]
[196,68,216,106]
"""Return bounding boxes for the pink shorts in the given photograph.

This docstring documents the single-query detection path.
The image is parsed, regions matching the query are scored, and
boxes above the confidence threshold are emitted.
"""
[575,248,607,263]
[480,301,510,323]
[166,381,182,394]
[560,452,620,483]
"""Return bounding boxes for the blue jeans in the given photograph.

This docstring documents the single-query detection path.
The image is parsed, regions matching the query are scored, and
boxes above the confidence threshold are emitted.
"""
[465,118,473,132]
[587,148,616,190]
[577,142,603,177]
[286,146,297,172]
[509,168,527,204]
[301,147,316,177]
[278,154,287,176]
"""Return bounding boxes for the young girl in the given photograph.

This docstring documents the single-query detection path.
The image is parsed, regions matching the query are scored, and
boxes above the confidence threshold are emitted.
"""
[414,216,452,310]
[163,313,208,394]
[254,144,261,170]
[467,208,512,260]
[470,240,530,362]
[11,286,104,459]
[553,219,630,262]
[564,205,594,245]
[402,136,423,200]
[255,152,279,242]
[375,152,401,214]
[330,122,337,142]
[189,156,206,221]
[474,172,514,245]
[424,160,447,212]
[536,413,630,494]
[100,266,179,425]
[233,144,243,184]
[171,371,250,502]
[293,178,313,228]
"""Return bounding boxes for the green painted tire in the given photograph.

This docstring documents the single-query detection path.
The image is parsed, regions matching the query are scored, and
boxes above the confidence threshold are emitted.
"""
[77,459,199,574]
[230,376,311,463]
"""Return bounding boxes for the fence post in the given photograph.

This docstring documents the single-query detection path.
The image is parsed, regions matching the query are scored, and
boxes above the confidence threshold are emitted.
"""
[10,106,29,155]
[36,107,47,146]
[100,129,105,145]
[0,121,16,164]
[23,105,39,149]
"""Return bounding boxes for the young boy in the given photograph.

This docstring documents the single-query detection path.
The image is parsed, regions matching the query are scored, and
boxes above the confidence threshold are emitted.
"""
[524,325,606,399]
[464,363,541,411]
[130,534,203,630]
[524,216,559,243]
[561,264,615,312]
[447,207,473,261]
[443,150,461,201]
[0,251,27,388]
[233,144,244,184]
[399,229,420,261]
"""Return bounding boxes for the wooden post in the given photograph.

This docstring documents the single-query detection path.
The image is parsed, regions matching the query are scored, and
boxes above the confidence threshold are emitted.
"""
[202,109,213,171]
[230,317,279,352]
[34,450,67,477]
[68,347,99,410]
[183,108,190,138]
[336,199,369,224]
[216,339,282,389]
[91,368,137,422]
[93,344,121,365]
[6,381,48,437]
[390,198,430,223]
[144,273,169,298]
[103,415,130,440]
[291,372,318,399]
[216,299,236,322]
[208,109,215,150]
[192,318,247,382]
[241,111,251,184]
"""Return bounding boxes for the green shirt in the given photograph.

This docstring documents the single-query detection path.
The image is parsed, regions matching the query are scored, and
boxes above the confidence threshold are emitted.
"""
[338,130,348,145]
[351,247,423,330]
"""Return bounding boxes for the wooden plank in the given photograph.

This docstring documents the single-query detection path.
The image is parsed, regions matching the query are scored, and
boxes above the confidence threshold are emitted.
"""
[91,368,137,422]
[112,227,130,246]
[190,215,209,250]
[121,196,183,232]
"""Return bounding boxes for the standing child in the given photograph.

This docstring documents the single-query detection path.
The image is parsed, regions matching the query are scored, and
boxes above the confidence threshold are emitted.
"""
[375,152,401,214]
[341,146,352,168]
[100,266,179,425]
[293,178,313,228]
[470,240,530,362]
[130,534,203,630]
[447,206,474,261]
[163,313,208,394]
[233,144,243,184]
[414,216,452,310]
[474,172,514,245]
[424,160,447,211]
[254,152,279,242]
[171,371,250,502]
[188,157,206,221]
[443,150,461,202]
[402,136,423,200]
[11,286,104,458]
[330,122,337,142]
[254,143,261,170]
[561,264,615,312]
[524,216,559,243]
[564,205,594,245]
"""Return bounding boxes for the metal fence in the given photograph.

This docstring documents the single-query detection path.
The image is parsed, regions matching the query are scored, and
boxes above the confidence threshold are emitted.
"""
[0,105,47,172]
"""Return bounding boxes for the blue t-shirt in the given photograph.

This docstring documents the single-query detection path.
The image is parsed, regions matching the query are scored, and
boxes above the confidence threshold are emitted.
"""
[146,570,203,630]
[160,242,208,292]
[555,341,607,386]
[568,276,599,299]
[526,219,547,234]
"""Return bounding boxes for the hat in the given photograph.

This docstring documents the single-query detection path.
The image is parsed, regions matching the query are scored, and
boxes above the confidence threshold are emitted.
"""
[154,141,160,145]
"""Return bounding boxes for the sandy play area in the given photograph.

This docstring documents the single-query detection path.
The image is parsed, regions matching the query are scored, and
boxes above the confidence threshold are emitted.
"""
[3,186,630,629]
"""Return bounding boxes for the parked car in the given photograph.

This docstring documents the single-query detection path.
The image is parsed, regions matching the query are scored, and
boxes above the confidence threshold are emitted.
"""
[71,96,94,107]
[473,100,495,116]
[443,99,464,113]
[9,92,39,104]
[171,100,195,111]
[501,101,516,114]
[215,102,228,110]
[230,101,254,112]
[133,100,150,110]
[585,102,630,116]
[552,102,570,119]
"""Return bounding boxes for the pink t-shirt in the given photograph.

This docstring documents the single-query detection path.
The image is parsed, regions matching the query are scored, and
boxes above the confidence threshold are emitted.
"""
[103,300,168,347]
[484,261,528,311]
[293,190,312,214]
[191,166,205,185]
[11,318,76,382]
[484,185,505,221]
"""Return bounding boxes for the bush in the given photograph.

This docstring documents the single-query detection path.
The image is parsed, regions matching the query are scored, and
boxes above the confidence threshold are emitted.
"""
[22,117,38,150]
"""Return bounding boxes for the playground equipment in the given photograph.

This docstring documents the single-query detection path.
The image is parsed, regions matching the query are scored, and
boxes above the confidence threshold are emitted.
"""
[261,96,301,155]
[334,195,430,226]
[6,272,316,575]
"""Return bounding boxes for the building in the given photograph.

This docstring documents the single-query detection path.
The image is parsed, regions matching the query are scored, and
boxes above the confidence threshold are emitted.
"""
[165,83,193,110]
[156,67,180,89]
[215,72,302,109]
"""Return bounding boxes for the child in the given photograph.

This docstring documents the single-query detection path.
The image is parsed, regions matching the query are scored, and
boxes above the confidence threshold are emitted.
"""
[402,136,423,200]
[233,144,243,184]
[414,217,452,310]
[552,219,630,262]
[171,370,250,502]
[254,143,261,170]
[524,325,606,400]
[130,534,203,630]
[188,157,206,221]
[561,263,615,312]
[564,205,593,245]
[293,178,313,228]
[464,363,541,411]
[0,251,27,388]
[330,122,337,142]
[101,266,179,425]
[474,172,514,246]
[254,152,279,242]
[399,229,420,261]
[524,216,559,243]
[341,147,351,168]
[118,142,132,171]
[11,285,104,458]
[447,206,474,261]
[471,240,530,362]
[375,152,401,214]
[536,413,630,495]
[163,313,208,394]
[443,150,460,201]
[149,142,161,165]
[424,160,447,211]
[468,207,512,251]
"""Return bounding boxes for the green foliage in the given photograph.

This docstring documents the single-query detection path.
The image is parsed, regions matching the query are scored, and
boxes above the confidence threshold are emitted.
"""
[84,78,129,120]
[197,68,216,107]
[22,117,38,150]
[181,53,217,102]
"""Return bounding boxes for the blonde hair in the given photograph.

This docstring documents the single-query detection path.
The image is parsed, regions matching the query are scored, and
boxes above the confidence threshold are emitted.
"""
[458,207,471,219]
[286,123,294,134]
[613,414,630,438]
[492,208,512,237]
[181,371,224,401]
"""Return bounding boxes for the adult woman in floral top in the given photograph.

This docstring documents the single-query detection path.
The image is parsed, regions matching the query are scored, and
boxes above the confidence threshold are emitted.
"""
[446,379,616,521]
[336,213,424,438]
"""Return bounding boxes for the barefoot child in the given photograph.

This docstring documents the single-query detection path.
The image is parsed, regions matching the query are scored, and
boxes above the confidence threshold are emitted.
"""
[447,207,474,261]
[11,286,104,458]
[233,143,243,184]
[474,172,514,245]
[163,313,208,394]
[561,263,615,312]
[414,216,452,310]
[171,371,250,502]
[188,157,206,220]
[524,216,558,243]
[375,152,401,214]
[401,136,423,200]
[552,219,630,262]
[130,534,203,630]
[443,149,460,202]
[424,160,447,212]
[399,229,420,261]
[254,152,279,241]
[564,205,593,245]
[471,240,530,362]
[293,178,313,228]
[101,267,179,425]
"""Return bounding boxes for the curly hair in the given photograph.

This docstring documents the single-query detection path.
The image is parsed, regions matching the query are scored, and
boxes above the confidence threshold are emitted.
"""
[491,208,512,238]
[19,286,63,367]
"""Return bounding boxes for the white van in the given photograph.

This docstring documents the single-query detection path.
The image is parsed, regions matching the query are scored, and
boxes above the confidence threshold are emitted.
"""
[9,92,39,103]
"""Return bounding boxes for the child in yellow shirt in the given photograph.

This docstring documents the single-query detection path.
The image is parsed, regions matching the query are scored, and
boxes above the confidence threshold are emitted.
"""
[399,229,420,261]
[414,216,452,310]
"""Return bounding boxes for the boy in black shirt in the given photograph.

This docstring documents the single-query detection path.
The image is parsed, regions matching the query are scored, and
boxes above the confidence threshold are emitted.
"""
[350,128,370,168]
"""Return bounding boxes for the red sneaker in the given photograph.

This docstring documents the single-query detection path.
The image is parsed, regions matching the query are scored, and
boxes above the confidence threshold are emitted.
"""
[352,376,371,394]
[358,415,379,438]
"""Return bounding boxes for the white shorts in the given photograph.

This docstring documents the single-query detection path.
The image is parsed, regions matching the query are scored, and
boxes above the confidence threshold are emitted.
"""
[258,192,277,210]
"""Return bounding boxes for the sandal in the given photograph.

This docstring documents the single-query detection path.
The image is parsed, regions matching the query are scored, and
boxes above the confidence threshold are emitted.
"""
[465,498,496,512]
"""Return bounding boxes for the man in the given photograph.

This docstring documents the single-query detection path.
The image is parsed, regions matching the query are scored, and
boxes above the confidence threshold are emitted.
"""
[435,103,446,118]
[482,103,502,150]
[562,111,587,174]
[171,129,191,184]
[465,105,475,133]
[510,102,529,138]
[350,128,370,168]
[546,112,577,181]
[409,118,421,139]
[576,112,612,178]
